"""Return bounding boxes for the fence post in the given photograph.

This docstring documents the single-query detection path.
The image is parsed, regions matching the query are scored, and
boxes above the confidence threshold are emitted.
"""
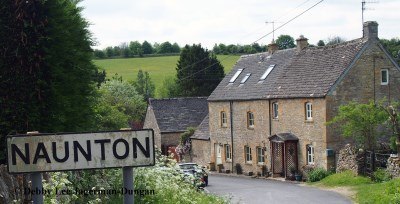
[372,150,376,172]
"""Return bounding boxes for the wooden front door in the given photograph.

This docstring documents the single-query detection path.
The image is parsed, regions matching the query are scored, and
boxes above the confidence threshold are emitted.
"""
[215,144,222,164]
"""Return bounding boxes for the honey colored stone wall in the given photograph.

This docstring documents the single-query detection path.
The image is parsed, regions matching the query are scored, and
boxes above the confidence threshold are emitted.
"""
[143,106,162,149]
[190,139,211,167]
[326,41,400,166]
[271,98,328,170]
[209,100,271,174]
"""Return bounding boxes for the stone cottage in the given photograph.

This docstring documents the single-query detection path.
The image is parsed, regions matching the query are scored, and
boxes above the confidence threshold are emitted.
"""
[189,115,211,167]
[143,97,208,158]
[207,21,400,178]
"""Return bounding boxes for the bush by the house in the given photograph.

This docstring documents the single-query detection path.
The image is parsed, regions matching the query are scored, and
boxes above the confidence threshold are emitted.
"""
[373,168,392,183]
[307,167,331,182]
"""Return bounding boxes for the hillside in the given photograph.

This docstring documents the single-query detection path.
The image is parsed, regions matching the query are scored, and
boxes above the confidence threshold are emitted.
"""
[93,55,240,96]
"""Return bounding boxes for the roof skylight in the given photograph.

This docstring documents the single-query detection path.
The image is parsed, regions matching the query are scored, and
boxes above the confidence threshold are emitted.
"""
[260,64,276,80]
[229,69,243,83]
[240,73,251,84]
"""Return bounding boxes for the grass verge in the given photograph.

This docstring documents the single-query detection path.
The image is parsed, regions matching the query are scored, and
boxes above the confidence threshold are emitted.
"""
[310,170,400,204]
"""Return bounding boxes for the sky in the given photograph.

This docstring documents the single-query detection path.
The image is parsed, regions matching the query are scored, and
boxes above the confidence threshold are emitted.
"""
[79,0,400,50]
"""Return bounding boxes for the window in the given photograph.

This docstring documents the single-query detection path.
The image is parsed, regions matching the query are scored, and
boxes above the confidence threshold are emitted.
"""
[272,102,278,119]
[381,69,389,85]
[221,111,227,127]
[229,69,243,83]
[305,102,312,120]
[245,146,252,162]
[257,147,265,164]
[307,145,315,165]
[260,64,276,80]
[225,144,232,161]
[240,73,251,84]
[247,112,255,128]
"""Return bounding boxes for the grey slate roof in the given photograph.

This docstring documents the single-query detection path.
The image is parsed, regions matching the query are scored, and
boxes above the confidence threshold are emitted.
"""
[190,114,210,140]
[149,97,208,133]
[208,38,368,101]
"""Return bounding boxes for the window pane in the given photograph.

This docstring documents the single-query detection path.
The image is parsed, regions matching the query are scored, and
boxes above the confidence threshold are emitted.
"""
[381,69,388,84]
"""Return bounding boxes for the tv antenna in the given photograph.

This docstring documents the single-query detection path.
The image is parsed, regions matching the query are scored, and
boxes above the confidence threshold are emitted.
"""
[362,0,379,25]
[265,21,283,42]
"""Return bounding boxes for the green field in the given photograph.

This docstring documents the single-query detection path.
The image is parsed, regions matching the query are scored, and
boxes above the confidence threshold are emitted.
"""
[93,55,240,91]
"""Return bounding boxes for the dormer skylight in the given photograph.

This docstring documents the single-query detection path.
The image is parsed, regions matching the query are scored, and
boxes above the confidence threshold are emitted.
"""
[260,64,276,80]
[229,68,243,83]
[240,73,251,84]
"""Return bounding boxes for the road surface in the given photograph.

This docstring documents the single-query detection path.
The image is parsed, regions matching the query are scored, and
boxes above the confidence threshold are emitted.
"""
[205,174,352,204]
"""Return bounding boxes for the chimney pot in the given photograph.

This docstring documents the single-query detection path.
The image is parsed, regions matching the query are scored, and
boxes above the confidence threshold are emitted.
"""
[296,35,308,51]
[363,21,378,40]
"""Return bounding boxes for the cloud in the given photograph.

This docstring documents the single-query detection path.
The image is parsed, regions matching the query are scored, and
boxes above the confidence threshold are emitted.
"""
[79,0,400,49]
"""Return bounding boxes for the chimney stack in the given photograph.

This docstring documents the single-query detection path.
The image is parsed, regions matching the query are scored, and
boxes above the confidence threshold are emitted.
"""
[268,40,278,54]
[363,21,378,40]
[296,35,308,51]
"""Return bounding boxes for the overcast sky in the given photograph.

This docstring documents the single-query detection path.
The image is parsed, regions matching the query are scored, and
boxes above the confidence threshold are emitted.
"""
[79,0,399,50]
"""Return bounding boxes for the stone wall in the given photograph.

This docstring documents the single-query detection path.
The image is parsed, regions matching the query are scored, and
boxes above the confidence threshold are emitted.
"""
[143,106,162,149]
[336,144,364,174]
[190,139,211,167]
[0,165,25,203]
[387,156,400,178]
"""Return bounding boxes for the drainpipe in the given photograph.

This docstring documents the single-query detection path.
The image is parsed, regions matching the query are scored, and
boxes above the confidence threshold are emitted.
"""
[230,101,234,172]
[268,100,272,136]
[268,100,272,173]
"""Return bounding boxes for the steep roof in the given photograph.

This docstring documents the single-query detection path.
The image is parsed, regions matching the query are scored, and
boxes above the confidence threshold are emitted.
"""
[148,97,208,133]
[208,38,368,101]
[190,114,210,140]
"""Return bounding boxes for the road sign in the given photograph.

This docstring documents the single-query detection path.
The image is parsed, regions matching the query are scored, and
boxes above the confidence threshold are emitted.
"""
[7,130,155,173]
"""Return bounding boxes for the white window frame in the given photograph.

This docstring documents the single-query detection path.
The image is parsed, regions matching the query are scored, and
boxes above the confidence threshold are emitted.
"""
[257,147,265,164]
[245,146,252,163]
[272,102,278,119]
[305,102,312,120]
[221,111,227,127]
[225,144,232,161]
[247,112,255,128]
[307,145,315,165]
[381,69,389,85]
[260,64,276,80]
[229,69,243,83]
[240,73,251,84]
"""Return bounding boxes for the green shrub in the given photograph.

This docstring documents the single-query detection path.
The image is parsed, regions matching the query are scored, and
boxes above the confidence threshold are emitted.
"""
[373,168,391,183]
[307,168,330,182]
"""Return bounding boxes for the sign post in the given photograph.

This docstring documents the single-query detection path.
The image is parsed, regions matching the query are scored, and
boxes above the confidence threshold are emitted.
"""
[31,172,44,204]
[7,130,155,204]
[123,167,134,204]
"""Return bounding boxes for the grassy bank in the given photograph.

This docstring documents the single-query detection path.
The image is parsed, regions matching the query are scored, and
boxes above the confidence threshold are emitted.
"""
[93,55,240,94]
[312,171,400,203]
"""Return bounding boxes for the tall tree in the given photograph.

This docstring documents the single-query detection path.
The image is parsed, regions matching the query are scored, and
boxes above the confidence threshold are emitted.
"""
[94,79,147,130]
[276,35,296,50]
[0,0,99,157]
[129,41,143,57]
[141,41,153,54]
[380,38,400,65]
[176,44,225,96]
[326,36,346,45]
[327,101,388,150]
[132,70,155,102]
[317,40,325,46]
[172,42,181,53]
[158,41,173,54]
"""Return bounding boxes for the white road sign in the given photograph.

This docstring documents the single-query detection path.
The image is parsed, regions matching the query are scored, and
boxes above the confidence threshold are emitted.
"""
[7,130,155,173]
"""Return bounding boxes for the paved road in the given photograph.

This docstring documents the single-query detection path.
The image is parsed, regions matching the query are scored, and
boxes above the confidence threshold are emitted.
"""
[205,175,351,204]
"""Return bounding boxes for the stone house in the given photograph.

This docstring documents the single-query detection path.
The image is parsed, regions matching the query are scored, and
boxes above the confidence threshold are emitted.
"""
[143,97,208,158]
[207,21,400,178]
[189,115,211,167]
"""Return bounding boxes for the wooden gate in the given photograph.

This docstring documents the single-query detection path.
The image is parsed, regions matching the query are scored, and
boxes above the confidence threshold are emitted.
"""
[269,133,299,179]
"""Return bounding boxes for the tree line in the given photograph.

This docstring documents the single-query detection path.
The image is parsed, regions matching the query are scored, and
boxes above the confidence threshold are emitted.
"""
[94,41,181,59]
